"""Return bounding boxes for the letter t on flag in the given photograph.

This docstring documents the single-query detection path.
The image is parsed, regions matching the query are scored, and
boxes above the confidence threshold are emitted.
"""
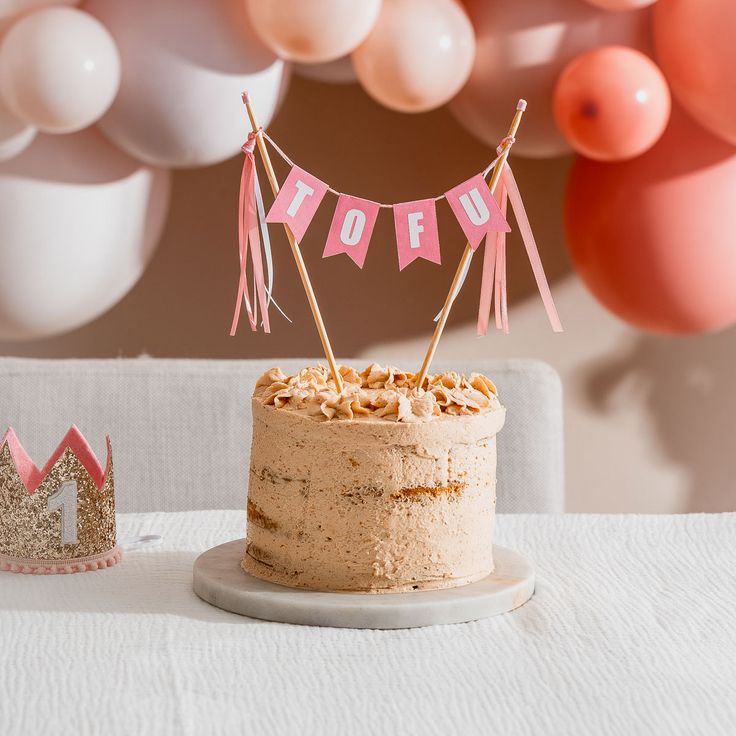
[393,199,441,270]
[445,173,510,250]
[323,194,380,268]
[266,165,328,242]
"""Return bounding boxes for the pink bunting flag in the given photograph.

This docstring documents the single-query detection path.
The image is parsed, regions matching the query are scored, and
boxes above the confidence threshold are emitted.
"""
[323,194,380,268]
[230,132,270,336]
[393,199,441,271]
[476,164,562,335]
[266,165,328,242]
[445,173,510,250]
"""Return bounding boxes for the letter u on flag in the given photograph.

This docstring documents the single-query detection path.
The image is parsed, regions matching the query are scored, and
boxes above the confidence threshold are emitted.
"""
[266,165,328,242]
[445,173,510,250]
[323,194,380,268]
[393,199,441,271]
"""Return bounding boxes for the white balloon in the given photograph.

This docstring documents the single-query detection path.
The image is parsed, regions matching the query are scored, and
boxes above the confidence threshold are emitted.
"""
[0,7,121,134]
[295,56,358,85]
[86,0,290,169]
[0,0,79,35]
[0,98,35,161]
[0,129,170,341]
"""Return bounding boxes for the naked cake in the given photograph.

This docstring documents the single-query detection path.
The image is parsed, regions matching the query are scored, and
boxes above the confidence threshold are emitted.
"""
[242,364,505,593]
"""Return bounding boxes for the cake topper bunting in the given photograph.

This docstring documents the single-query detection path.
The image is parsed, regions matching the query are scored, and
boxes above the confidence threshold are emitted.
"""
[231,95,562,390]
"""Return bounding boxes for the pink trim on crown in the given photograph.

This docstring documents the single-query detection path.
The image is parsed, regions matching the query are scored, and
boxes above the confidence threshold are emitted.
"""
[0,546,122,575]
[1,426,109,495]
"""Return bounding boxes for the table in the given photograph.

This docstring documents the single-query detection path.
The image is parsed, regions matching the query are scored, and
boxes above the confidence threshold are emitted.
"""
[1,511,734,735]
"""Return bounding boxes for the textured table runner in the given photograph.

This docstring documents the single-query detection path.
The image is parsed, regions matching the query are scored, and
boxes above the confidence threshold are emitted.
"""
[1,512,734,735]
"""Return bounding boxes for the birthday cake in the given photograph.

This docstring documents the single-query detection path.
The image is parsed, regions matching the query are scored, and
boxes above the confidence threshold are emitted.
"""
[242,364,505,593]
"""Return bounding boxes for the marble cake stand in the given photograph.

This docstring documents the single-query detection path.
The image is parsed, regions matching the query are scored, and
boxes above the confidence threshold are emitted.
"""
[193,540,535,629]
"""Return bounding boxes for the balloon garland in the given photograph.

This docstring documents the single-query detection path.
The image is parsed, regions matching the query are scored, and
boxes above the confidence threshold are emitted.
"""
[0,0,732,338]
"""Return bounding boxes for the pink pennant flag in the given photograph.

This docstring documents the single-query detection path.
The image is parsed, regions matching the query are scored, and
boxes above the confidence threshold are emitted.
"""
[393,199,441,271]
[266,165,328,242]
[445,173,510,250]
[323,194,380,268]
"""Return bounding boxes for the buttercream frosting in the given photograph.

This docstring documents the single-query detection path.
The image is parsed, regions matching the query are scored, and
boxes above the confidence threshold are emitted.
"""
[254,364,502,422]
[243,364,506,594]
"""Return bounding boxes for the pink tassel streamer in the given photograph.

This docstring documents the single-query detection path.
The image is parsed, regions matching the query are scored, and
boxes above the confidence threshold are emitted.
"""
[477,163,562,336]
[231,132,270,336]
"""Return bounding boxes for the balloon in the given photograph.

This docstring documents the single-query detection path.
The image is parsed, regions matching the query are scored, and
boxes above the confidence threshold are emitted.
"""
[582,0,656,9]
[0,7,120,134]
[0,0,79,35]
[450,0,651,158]
[0,129,170,341]
[352,0,475,113]
[653,0,736,147]
[565,106,736,335]
[0,98,35,161]
[295,56,357,85]
[553,46,670,161]
[85,0,289,168]
[247,0,381,64]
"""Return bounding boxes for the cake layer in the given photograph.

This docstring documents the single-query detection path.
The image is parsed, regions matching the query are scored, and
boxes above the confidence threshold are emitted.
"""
[243,366,505,594]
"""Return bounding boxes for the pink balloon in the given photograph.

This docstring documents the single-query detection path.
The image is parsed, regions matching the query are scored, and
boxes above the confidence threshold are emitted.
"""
[565,106,736,335]
[582,0,656,9]
[553,46,670,162]
[450,0,651,158]
[0,7,120,134]
[654,0,736,147]
[352,0,475,114]
[247,0,381,64]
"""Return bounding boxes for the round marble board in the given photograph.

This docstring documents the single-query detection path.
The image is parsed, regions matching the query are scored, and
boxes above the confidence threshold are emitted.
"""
[193,540,535,629]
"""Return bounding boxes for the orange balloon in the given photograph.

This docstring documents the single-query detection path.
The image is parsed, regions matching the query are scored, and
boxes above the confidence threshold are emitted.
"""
[553,46,670,162]
[352,0,475,113]
[449,0,651,158]
[247,0,381,64]
[565,106,736,335]
[654,0,736,147]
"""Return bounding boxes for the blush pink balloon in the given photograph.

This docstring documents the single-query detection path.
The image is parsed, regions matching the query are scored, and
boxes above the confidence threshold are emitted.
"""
[352,0,475,113]
[565,106,736,335]
[553,46,670,161]
[582,0,656,9]
[654,0,736,147]
[0,0,79,35]
[0,7,120,134]
[247,0,381,64]
[450,0,652,158]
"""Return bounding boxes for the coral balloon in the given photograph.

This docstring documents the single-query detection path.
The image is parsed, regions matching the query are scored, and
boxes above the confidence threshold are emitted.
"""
[0,99,35,162]
[583,0,656,9]
[450,0,651,158]
[554,46,670,161]
[0,7,120,134]
[352,0,475,113]
[86,0,289,168]
[565,107,736,335]
[654,0,736,147]
[0,129,170,340]
[247,0,381,64]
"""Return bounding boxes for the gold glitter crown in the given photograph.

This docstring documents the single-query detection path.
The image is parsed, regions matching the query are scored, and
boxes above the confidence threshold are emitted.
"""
[0,426,120,574]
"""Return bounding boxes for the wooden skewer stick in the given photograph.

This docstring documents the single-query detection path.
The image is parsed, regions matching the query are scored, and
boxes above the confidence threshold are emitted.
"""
[414,100,527,390]
[242,92,344,393]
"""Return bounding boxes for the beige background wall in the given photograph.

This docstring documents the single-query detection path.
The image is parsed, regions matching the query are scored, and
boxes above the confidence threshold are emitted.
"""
[1,76,733,513]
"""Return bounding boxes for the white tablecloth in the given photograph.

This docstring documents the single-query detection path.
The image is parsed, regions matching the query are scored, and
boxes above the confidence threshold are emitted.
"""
[1,512,734,736]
